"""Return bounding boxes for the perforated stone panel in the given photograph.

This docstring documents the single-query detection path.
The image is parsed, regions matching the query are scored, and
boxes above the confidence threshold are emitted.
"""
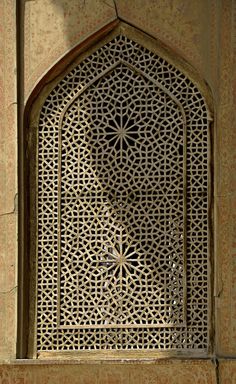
[37,35,209,352]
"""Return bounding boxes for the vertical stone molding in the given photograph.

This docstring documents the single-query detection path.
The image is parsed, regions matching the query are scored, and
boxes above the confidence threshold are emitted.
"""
[215,0,236,356]
[0,0,17,360]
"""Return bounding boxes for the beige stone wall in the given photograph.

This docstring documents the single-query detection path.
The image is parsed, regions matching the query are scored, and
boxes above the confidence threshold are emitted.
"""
[0,0,18,361]
[0,361,217,384]
[24,0,216,98]
[24,0,117,99]
[214,0,236,357]
[0,0,236,382]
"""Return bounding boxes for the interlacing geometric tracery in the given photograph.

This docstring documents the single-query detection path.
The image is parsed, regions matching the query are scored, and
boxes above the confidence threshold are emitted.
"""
[37,34,209,352]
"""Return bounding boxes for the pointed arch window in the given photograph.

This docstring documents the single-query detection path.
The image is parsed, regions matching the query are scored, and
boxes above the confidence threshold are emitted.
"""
[30,28,211,357]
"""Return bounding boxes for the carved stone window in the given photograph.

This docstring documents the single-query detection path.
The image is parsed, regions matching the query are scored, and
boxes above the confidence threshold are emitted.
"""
[31,27,211,357]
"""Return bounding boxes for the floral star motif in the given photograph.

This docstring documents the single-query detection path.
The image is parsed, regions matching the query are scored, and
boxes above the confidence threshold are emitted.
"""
[102,233,137,275]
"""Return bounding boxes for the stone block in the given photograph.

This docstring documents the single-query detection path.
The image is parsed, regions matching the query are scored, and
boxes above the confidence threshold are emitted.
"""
[0,214,17,360]
[219,360,236,383]
[0,360,216,384]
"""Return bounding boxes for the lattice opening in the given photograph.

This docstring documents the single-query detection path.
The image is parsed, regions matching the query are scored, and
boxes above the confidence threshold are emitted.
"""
[36,34,210,352]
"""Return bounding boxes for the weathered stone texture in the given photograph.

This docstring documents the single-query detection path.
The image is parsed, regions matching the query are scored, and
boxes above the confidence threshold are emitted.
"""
[0,0,17,216]
[24,0,221,99]
[0,361,216,384]
[0,0,17,360]
[219,360,236,384]
[214,0,236,356]
[24,0,117,99]
[116,0,215,83]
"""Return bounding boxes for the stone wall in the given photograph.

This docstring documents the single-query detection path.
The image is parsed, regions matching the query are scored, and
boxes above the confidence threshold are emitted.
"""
[0,0,236,382]
[0,0,18,361]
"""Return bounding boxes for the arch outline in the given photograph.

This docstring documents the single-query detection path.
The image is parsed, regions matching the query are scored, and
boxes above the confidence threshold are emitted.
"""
[23,21,214,359]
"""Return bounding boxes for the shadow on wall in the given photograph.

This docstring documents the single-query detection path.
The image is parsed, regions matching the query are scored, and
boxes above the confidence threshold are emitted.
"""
[51,0,116,50]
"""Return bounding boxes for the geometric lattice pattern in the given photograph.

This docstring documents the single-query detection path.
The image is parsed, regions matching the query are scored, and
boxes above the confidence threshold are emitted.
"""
[37,35,209,352]
[60,63,186,328]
